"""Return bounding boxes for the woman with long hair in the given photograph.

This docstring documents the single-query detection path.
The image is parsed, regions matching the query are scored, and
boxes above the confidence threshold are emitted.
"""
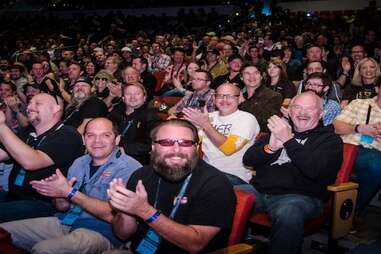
[266,58,296,107]
[342,57,381,106]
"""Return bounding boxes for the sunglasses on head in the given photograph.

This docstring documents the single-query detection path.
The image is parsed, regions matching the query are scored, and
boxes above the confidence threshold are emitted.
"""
[153,139,197,147]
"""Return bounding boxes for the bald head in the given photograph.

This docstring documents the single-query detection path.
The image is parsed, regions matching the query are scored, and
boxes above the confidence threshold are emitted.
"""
[216,83,240,95]
[289,92,323,132]
[26,93,64,129]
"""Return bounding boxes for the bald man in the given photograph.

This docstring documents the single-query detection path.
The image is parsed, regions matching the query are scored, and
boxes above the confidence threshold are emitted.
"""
[184,83,259,190]
[243,92,343,254]
[0,93,84,222]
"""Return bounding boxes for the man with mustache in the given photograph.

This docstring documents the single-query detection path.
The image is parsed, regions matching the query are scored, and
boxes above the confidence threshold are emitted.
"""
[0,93,84,222]
[107,119,236,253]
[63,76,108,134]
[184,83,260,190]
[243,92,343,254]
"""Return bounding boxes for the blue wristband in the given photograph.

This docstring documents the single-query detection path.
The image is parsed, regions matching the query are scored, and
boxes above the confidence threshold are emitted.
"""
[145,210,161,223]
[66,188,78,200]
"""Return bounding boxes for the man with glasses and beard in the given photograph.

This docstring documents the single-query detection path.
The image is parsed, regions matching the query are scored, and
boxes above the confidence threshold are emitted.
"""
[302,72,341,125]
[107,119,236,253]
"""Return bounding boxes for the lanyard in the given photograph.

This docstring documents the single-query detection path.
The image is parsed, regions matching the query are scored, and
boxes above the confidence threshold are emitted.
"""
[121,120,133,136]
[14,124,64,187]
[153,173,192,219]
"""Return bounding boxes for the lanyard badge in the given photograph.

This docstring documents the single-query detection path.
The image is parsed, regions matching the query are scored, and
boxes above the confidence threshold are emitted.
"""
[60,204,82,226]
[14,169,26,186]
[136,228,161,254]
[136,174,192,254]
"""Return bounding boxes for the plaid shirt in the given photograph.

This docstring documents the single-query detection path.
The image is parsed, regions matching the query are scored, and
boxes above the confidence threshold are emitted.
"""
[323,98,341,126]
[175,89,215,113]
[151,54,171,73]
[335,97,381,151]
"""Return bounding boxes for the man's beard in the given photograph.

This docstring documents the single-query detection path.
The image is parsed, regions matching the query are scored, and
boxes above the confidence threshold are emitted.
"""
[151,149,198,182]
[73,91,88,104]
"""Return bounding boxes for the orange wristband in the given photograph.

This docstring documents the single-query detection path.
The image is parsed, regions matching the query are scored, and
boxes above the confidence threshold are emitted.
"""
[263,144,276,154]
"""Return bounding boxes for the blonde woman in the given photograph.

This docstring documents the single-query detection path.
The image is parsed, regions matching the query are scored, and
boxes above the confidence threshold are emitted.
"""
[342,57,381,106]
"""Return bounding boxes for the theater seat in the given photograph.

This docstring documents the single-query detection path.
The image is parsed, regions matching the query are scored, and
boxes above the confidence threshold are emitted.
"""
[249,143,359,252]
[0,227,27,254]
[209,189,256,254]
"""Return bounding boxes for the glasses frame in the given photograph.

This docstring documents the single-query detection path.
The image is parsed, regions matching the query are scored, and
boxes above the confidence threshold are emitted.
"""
[214,94,240,100]
[153,139,197,147]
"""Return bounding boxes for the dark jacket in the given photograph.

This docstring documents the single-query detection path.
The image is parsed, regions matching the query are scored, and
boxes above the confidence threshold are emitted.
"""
[239,85,282,132]
[108,103,160,165]
[243,124,343,202]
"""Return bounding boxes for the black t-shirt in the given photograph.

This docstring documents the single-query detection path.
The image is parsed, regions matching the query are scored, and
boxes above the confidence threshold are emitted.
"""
[127,160,236,253]
[8,123,84,201]
[64,96,108,128]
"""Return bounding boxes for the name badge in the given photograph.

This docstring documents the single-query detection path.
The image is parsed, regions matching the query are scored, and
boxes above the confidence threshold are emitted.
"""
[14,169,26,186]
[61,205,82,226]
[136,229,161,254]
[360,135,374,145]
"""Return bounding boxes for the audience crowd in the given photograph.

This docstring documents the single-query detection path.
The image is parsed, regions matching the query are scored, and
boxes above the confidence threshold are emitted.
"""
[0,3,380,254]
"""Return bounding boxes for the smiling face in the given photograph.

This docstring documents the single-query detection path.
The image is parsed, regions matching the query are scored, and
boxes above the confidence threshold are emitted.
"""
[242,66,262,89]
[27,93,61,127]
[123,84,146,110]
[215,84,240,116]
[151,124,198,182]
[123,67,140,83]
[84,118,120,166]
[289,92,323,133]
[359,59,377,81]
[267,63,281,79]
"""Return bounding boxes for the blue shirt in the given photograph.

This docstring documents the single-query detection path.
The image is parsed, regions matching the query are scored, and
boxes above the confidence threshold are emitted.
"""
[56,148,142,245]
[323,98,341,126]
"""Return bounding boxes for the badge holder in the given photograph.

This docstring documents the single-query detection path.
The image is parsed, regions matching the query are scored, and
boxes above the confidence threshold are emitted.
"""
[61,204,82,226]
[360,135,374,145]
[136,228,161,254]
[14,169,26,186]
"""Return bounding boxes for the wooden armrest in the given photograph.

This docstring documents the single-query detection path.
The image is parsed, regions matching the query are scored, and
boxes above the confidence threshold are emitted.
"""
[208,243,254,254]
[327,182,359,192]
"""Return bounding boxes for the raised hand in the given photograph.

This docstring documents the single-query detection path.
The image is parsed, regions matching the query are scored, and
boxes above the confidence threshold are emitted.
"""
[30,169,76,198]
[108,179,151,218]
[267,115,294,144]
[183,107,210,129]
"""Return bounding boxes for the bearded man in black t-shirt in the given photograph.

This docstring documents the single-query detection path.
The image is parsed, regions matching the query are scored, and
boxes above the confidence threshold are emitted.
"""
[108,119,236,253]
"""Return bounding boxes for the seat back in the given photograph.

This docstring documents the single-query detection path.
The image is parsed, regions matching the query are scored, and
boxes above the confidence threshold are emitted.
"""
[153,71,166,93]
[249,143,358,231]
[335,144,358,184]
[0,227,27,254]
[228,189,255,245]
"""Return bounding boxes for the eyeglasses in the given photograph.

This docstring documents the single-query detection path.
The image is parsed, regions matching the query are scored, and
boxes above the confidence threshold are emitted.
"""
[215,94,240,100]
[153,139,197,147]
[95,77,108,81]
[306,82,325,88]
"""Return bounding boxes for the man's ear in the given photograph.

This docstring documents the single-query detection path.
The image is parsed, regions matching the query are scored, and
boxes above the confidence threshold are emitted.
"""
[115,134,121,145]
